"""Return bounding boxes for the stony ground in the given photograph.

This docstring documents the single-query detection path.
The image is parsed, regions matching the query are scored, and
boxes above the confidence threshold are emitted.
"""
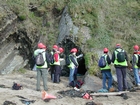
[1,70,140,105]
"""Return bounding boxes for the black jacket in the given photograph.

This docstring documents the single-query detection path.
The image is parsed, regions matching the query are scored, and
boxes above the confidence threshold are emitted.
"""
[69,54,79,67]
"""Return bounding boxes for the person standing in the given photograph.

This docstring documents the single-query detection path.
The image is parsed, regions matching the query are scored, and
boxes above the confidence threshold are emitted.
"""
[132,45,140,86]
[99,48,113,91]
[68,48,79,84]
[53,46,62,83]
[49,45,58,82]
[112,44,128,91]
[34,43,50,91]
[58,47,64,81]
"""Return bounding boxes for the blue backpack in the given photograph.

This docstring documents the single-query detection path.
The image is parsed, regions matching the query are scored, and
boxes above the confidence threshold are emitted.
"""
[98,55,106,68]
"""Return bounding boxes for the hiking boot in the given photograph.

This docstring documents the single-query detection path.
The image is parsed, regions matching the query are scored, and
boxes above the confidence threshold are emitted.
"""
[123,89,128,91]
[36,89,41,91]
[44,89,48,91]
[109,87,115,92]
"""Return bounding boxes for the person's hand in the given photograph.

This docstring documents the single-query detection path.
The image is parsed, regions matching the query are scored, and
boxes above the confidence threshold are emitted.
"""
[47,68,50,71]
[130,69,133,72]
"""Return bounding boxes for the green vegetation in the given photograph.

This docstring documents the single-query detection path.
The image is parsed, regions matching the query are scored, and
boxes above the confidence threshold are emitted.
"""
[4,0,140,75]
[13,68,27,74]
[84,52,99,75]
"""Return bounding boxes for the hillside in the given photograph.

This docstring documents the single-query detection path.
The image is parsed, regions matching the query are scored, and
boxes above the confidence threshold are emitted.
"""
[0,0,140,75]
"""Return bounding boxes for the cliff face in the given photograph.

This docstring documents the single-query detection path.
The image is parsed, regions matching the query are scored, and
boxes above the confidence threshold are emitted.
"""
[0,1,88,74]
[0,3,40,74]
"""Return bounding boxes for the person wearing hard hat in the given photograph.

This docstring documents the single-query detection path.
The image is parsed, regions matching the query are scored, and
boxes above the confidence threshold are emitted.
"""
[68,48,79,85]
[34,43,50,91]
[112,44,128,91]
[53,46,63,83]
[57,47,64,82]
[132,45,140,86]
[49,44,58,82]
[99,48,113,91]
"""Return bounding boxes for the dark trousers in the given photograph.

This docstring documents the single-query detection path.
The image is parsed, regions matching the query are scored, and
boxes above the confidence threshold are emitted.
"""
[53,65,61,83]
[116,67,127,91]
[50,65,54,80]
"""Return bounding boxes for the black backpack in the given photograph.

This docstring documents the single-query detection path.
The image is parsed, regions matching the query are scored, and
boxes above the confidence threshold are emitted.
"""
[137,54,140,67]
[12,82,22,90]
[116,49,125,62]
[66,55,71,66]
[35,51,45,66]
[49,52,55,64]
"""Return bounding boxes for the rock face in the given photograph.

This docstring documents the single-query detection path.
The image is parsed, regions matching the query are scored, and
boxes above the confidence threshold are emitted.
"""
[0,4,39,74]
[0,3,88,75]
[57,6,79,44]
[0,5,23,74]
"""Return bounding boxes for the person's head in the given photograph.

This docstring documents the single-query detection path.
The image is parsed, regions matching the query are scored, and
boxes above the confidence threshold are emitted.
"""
[103,48,108,53]
[58,47,64,54]
[116,43,121,48]
[53,45,58,51]
[37,43,46,49]
[70,48,78,55]
[133,45,139,52]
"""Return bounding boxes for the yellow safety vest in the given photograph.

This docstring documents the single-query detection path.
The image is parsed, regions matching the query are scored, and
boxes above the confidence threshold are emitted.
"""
[134,54,139,68]
[114,49,128,66]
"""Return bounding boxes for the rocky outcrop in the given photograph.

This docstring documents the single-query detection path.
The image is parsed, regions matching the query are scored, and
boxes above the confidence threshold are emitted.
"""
[0,0,91,77]
[57,6,78,44]
[0,4,39,74]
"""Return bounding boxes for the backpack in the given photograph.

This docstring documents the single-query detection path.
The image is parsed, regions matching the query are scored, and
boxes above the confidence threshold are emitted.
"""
[66,55,71,66]
[137,54,140,67]
[69,80,84,88]
[75,80,84,89]
[116,49,125,62]
[12,82,23,90]
[98,55,106,68]
[49,52,55,64]
[35,51,45,66]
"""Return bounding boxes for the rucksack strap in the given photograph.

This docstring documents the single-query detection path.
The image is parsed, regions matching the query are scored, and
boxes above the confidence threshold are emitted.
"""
[115,48,124,52]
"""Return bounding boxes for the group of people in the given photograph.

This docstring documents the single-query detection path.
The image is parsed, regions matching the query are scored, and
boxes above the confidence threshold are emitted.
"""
[33,42,81,91]
[99,44,140,92]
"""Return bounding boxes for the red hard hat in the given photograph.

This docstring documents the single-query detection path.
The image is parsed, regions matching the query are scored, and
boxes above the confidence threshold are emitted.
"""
[59,47,64,53]
[103,48,108,53]
[38,43,46,49]
[133,45,139,50]
[53,45,58,49]
[70,48,78,53]
[116,43,121,47]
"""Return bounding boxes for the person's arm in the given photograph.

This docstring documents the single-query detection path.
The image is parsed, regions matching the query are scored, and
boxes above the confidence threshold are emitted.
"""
[106,55,111,65]
[45,51,50,68]
[70,56,79,66]
[111,51,115,63]
[125,51,128,61]
[132,54,137,68]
